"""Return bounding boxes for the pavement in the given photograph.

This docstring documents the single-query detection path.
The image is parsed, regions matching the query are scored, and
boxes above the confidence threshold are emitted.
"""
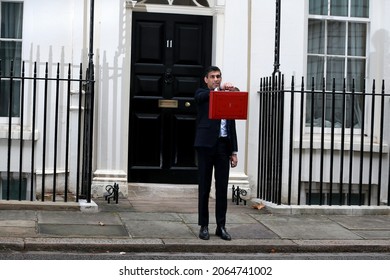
[1,185,390,254]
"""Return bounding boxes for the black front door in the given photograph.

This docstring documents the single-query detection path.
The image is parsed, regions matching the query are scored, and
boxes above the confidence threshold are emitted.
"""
[128,12,212,183]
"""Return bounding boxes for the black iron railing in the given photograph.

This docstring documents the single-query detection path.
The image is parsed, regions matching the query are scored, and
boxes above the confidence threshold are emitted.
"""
[1,61,94,203]
[258,73,390,206]
[257,75,284,205]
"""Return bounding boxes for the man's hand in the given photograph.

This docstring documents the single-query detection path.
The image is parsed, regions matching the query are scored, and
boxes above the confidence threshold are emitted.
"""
[230,154,238,168]
[221,82,238,91]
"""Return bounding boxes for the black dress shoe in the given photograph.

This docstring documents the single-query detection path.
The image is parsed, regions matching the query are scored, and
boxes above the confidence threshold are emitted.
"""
[199,226,210,240]
[215,226,232,241]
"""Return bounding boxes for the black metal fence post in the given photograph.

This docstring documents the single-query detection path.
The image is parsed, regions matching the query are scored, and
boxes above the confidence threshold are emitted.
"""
[273,0,281,77]
[81,0,95,202]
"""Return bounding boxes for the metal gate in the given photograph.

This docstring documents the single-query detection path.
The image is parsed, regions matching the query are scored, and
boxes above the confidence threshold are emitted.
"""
[1,61,94,203]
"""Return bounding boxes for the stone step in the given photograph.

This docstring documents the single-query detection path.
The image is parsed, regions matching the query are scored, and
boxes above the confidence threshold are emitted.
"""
[128,183,198,198]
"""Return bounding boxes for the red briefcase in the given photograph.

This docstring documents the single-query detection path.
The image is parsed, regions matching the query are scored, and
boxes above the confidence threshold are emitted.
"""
[209,91,248,120]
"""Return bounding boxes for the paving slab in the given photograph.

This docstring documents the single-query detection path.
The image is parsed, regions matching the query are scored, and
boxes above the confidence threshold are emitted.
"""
[226,213,260,224]
[178,212,259,225]
[37,211,122,225]
[257,215,363,240]
[353,230,390,239]
[0,227,37,237]
[0,210,37,220]
[119,212,182,222]
[38,224,129,237]
[179,213,201,224]
[179,213,248,225]
[0,220,35,227]
[95,199,133,212]
[227,223,280,239]
[123,220,196,239]
[329,215,390,230]
[0,220,37,237]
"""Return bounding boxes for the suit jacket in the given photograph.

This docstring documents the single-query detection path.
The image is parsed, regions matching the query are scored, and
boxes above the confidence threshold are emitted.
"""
[194,87,238,154]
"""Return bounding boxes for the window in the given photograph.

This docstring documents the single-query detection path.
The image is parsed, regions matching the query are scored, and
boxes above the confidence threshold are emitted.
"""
[307,0,369,128]
[0,1,23,118]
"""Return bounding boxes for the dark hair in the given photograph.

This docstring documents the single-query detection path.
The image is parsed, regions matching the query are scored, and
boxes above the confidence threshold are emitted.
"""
[204,66,221,78]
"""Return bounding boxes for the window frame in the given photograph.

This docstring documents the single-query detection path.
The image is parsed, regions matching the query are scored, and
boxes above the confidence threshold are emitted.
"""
[307,15,370,92]
[306,0,370,131]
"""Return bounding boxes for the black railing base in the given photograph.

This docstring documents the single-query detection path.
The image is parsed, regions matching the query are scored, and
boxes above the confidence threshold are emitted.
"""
[104,183,119,204]
[232,185,247,205]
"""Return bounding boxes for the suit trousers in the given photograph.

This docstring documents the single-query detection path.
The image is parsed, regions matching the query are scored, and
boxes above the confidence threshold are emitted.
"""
[197,137,231,227]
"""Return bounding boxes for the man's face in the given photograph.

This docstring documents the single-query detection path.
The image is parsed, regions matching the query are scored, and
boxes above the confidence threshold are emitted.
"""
[204,70,222,90]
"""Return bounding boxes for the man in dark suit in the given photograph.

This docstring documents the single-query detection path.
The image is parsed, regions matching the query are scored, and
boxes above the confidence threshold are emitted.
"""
[194,66,238,241]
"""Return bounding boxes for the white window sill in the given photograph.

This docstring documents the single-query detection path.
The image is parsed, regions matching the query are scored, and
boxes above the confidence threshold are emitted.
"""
[294,134,388,153]
[0,125,39,140]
